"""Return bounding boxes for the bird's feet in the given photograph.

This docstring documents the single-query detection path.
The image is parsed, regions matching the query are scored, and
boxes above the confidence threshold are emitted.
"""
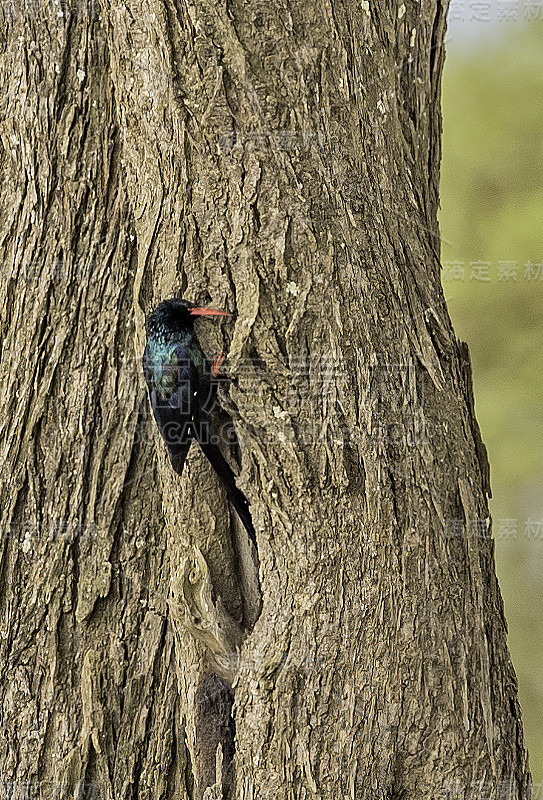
[212,350,226,378]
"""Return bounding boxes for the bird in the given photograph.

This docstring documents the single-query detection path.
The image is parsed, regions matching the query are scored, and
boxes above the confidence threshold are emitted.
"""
[142,297,256,548]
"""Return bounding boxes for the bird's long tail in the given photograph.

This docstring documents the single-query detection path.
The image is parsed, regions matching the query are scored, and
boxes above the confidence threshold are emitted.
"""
[197,439,257,548]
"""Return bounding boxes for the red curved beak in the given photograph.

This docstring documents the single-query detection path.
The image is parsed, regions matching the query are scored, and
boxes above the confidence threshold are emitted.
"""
[189,306,232,318]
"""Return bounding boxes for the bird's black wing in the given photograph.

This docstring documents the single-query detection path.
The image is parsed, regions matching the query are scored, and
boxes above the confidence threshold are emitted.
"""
[143,339,256,545]
[142,341,198,476]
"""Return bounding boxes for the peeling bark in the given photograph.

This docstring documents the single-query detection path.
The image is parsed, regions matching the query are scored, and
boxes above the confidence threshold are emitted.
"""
[0,0,530,798]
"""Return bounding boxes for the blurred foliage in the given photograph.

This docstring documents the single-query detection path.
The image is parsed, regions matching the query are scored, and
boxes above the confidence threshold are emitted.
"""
[439,22,543,782]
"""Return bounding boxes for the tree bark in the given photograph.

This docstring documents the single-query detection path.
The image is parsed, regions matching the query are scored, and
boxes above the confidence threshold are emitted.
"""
[0,0,530,798]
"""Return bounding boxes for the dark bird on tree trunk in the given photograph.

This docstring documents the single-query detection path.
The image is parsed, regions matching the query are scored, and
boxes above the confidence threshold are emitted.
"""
[142,298,256,548]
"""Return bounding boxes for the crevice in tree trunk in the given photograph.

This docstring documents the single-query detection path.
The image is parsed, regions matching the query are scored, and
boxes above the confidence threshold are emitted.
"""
[194,672,235,800]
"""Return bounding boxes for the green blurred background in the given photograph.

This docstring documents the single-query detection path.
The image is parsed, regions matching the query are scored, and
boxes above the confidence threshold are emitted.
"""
[440,9,543,783]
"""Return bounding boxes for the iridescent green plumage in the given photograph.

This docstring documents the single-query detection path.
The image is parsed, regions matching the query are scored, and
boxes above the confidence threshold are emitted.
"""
[144,333,204,399]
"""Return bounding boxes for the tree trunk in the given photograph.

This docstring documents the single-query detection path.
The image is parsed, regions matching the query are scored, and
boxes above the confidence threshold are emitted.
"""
[0,0,530,798]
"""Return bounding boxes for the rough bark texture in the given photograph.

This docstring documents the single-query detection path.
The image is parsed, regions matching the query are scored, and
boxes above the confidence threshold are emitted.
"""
[0,0,530,798]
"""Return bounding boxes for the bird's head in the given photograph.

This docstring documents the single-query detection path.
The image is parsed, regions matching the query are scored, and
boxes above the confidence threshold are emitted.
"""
[145,298,231,338]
